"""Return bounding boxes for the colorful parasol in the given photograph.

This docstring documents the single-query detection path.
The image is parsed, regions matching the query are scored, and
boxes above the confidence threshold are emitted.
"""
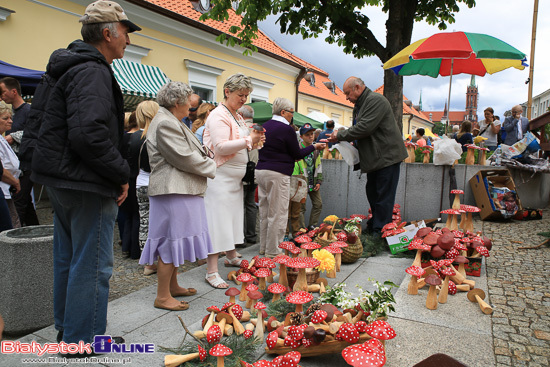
[383,32,527,133]
[384,32,527,77]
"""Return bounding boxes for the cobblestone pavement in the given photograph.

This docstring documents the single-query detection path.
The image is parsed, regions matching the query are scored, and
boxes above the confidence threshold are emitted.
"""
[480,211,550,367]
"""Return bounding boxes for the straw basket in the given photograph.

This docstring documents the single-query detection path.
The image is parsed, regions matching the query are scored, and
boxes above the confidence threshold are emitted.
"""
[287,268,320,289]
[341,236,363,264]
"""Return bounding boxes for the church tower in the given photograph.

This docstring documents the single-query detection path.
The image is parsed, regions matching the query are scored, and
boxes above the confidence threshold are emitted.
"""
[465,75,478,125]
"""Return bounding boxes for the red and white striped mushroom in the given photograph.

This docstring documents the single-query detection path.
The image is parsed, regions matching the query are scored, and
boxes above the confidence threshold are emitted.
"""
[285,290,313,313]
[286,257,320,291]
[405,265,426,295]
[268,283,287,302]
[209,344,232,367]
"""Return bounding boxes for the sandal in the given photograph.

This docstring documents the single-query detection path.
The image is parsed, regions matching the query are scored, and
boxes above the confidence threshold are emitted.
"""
[224,257,243,267]
[205,272,228,289]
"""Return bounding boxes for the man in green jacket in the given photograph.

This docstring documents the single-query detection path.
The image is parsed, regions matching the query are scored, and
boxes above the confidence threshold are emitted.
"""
[329,77,407,237]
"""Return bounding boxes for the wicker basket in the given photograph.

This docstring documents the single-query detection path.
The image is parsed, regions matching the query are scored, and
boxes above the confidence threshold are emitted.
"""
[287,268,320,289]
[341,236,363,264]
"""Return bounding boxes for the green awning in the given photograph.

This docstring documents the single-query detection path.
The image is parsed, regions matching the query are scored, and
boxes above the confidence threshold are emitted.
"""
[111,59,169,111]
[248,101,323,129]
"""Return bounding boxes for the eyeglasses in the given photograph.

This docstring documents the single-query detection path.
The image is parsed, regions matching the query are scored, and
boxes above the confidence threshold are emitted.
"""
[283,109,295,115]
[203,145,215,159]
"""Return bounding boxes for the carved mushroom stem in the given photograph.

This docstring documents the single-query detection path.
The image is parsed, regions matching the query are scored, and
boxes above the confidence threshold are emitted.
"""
[458,263,467,278]
[228,308,245,335]
[293,268,309,292]
[450,214,458,231]
[253,311,265,340]
[258,278,267,291]
[426,285,438,310]
[459,212,467,229]
[412,250,423,267]
[278,264,289,288]
[239,283,248,302]
[452,194,461,210]
[335,253,342,272]
[438,275,450,304]
[464,212,475,233]
[272,293,281,302]
[479,150,487,165]
[423,152,430,163]
[407,275,419,295]
[326,267,336,278]
[295,304,304,313]
[465,148,475,165]
[445,214,453,229]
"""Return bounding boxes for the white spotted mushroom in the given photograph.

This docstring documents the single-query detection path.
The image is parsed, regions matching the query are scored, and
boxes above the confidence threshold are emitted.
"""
[285,290,313,314]
[342,343,386,367]
[286,257,320,292]
[364,320,396,341]
[208,344,232,367]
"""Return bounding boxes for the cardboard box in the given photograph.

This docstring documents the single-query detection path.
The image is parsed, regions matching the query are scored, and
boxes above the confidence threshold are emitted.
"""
[386,221,426,255]
[469,169,523,220]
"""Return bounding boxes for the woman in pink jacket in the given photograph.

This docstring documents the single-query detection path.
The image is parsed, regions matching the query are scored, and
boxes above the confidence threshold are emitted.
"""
[203,74,264,288]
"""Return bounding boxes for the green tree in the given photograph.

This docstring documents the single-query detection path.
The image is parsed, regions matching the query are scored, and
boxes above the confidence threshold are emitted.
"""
[202,0,475,126]
[432,121,446,136]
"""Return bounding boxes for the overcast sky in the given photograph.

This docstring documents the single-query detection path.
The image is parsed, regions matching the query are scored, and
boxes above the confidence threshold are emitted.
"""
[258,0,549,118]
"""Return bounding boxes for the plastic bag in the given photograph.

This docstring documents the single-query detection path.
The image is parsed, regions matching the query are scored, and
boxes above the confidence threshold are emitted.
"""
[333,141,359,167]
[432,136,462,165]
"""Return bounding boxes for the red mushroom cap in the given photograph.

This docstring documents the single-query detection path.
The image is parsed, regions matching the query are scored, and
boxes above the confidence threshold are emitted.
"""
[405,265,426,277]
[280,351,302,366]
[245,283,259,292]
[350,214,367,220]
[440,209,461,215]
[336,323,360,343]
[247,290,263,300]
[288,325,305,341]
[207,324,222,344]
[239,259,249,269]
[453,241,468,252]
[256,257,276,269]
[476,245,490,257]
[268,283,287,295]
[311,309,328,323]
[254,267,271,278]
[232,304,243,320]
[198,345,207,362]
[207,305,221,313]
[301,337,313,348]
[365,320,397,340]
[451,189,464,194]
[225,287,240,297]
[355,320,368,333]
[236,272,254,283]
[440,267,456,277]
[445,247,460,259]
[273,254,291,264]
[301,242,321,250]
[342,344,386,367]
[336,232,348,242]
[424,274,442,287]
[286,257,320,269]
[254,360,274,367]
[254,301,267,310]
[279,241,297,250]
[452,230,465,238]
[325,246,343,254]
[286,290,314,305]
[331,241,349,248]
[382,222,398,231]
[448,280,457,295]
[209,344,233,357]
[462,205,481,213]
[294,235,312,244]
[221,302,235,311]
[283,334,301,348]
[266,331,279,349]
[408,239,430,251]
[243,329,253,340]
[453,255,469,264]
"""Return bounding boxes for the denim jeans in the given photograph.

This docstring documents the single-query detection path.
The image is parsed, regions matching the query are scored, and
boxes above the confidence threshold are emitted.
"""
[366,162,401,233]
[46,187,118,344]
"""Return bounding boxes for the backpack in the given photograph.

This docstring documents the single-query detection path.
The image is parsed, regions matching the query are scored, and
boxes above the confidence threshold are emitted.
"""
[497,127,506,145]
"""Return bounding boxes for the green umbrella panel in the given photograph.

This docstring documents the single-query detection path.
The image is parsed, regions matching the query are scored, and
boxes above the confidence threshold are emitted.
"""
[247,101,323,129]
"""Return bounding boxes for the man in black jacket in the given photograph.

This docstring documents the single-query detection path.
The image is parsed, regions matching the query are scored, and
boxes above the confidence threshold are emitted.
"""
[22,0,140,349]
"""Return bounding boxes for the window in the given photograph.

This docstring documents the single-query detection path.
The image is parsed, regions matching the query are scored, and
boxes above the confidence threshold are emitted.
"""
[184,60,223,101]
[250,78,274,102]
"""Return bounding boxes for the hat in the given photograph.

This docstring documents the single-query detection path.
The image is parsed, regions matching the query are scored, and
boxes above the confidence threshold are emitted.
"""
[299,123,316,135]
[80,1,141,33]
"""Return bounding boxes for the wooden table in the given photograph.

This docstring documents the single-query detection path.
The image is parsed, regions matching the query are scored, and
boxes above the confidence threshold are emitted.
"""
[529,111,550,152]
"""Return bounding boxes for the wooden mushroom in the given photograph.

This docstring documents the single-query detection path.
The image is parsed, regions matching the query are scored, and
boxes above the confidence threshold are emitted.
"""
[406,265,426,295]
[268,283,286,302]
[165,345,206,367]
[209,344,232,367]
[245,283,259,309]
[478,147,489,165]
[464,145,476,165]
[286,257,320,292]
[467,288,493,315]
[462,205,481,233]
[425,274,442,310]
[438,267,456,304]
[225,287,240,304]
[273,254,291,288]
[253,302,267,340]
[236,273,254,302]
[254,267,271,291]
[408,238,431,267]
[422,149,431,163]
[285,290,313,313]
[451,189,464,210]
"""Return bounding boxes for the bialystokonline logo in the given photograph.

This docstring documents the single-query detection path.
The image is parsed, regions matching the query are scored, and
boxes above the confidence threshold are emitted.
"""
[1,335,155,356]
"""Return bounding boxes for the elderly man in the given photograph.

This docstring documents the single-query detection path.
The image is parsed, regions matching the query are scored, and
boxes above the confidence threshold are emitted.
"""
[502,105,529,145]
[256,98,325,257]
[182,93,202,128]
[22,0,140,350]
[329,77,407,237]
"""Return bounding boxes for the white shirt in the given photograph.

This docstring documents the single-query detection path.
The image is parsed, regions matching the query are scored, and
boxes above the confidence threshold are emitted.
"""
[0,137,20,199]
[479,119,501,146]
[271,115,290,125]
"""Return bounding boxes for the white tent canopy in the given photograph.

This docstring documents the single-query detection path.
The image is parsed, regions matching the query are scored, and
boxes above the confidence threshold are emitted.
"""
[306,111,346,129]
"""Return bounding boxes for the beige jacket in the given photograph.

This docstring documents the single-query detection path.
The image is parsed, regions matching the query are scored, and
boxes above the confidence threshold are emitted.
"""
[147,107,216,197]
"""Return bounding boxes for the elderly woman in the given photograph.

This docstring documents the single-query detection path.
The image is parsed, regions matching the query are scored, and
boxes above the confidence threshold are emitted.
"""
[0,103,21,228]
[132,100,159,275]
[203,73,264,288]
[256,98,325,257]
[139,82,216,311]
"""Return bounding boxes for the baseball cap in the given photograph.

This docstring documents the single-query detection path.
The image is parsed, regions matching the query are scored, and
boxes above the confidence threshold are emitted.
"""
[299,123,316,136]
[80,1,141,33]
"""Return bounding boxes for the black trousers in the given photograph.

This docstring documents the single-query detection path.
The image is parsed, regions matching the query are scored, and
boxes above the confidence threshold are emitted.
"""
[365,162,401,233]
[13,170,39,226]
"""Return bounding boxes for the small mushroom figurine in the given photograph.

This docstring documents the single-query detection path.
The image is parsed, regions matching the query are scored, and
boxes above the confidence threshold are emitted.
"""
[301,241,321,257]
[285,290,313,313]
[405,265,426,295]
[286,257,320,292]
[254,267,271,291]
[273,254,291,288]
[408,239,431,267]
[236,272,254,302]
[365,320,397,340]
[342,343,386,367]
[451,189,464,210]
[422,149,431,164]
[424,274,442,310]
[253,302,267,340]
[438,266,456,304]
[209,344,233,367]
[225,287,240,304]
[267,283,287,302]
[467,288,493,315]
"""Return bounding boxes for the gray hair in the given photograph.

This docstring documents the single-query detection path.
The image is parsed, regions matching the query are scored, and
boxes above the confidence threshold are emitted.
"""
[237,105,254,119]
[272,97,293,116]
[0,101,12,116]
[347,77,365,89]
[223,73,253,98]
[81,22,119,44]
[156,81,193,109]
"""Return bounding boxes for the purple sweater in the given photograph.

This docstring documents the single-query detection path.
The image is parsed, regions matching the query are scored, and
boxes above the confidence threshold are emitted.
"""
[256,119,315,176]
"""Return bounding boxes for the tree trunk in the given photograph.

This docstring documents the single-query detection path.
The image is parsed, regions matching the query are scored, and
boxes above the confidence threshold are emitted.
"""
[383,70,404,132]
